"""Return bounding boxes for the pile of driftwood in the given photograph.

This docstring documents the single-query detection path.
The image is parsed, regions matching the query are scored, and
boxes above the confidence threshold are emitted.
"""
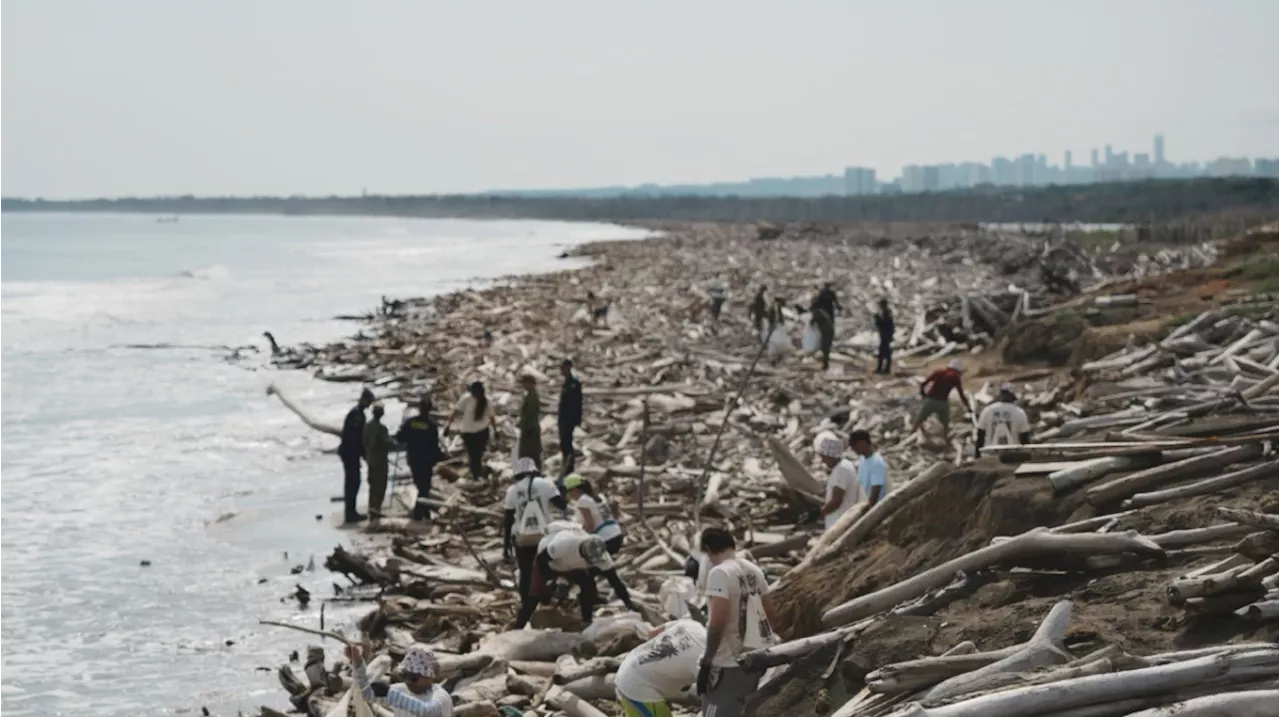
[743,307,1278,715]
[254,222,1275,717]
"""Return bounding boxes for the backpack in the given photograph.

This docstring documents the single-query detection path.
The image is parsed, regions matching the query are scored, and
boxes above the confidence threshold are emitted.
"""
[738,560,775,650]
[514,476,549,547]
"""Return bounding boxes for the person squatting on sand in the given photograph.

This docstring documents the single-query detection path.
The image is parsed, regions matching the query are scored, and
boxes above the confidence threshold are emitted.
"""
[339,388,376,524]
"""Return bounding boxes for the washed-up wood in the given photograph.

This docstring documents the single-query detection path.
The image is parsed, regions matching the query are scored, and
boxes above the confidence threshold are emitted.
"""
[822,529,1164,627]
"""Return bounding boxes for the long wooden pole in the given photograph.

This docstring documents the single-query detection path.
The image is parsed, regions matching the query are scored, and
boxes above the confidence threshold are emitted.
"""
[638,399,650,524]
[695,335,771,535]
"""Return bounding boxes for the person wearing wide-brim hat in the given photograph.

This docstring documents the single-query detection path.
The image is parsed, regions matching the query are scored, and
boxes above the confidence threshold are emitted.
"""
[349,642,453,716]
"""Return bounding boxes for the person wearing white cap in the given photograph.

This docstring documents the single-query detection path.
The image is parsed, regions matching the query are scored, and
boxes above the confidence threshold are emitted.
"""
[348,642,453,716]
[503,457,566,605]
[816,435,859,531]
[975,383,1031,457]
[912,358,970,438]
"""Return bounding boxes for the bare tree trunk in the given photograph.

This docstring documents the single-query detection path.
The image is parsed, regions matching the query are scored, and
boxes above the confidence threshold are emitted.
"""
[1124,461,1276,508]
[822,529,1163,627]
[1087,444,1264,505]
[922,601,1074,702]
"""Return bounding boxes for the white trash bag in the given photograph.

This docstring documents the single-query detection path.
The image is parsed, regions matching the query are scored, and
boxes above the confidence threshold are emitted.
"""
[801,324,822,353]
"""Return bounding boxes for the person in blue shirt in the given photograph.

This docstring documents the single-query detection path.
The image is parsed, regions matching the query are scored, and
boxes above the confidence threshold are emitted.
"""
[849,429,889,507]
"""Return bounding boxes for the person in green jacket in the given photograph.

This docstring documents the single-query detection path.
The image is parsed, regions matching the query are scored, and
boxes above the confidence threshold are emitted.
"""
[518,374,543,471]
[363,403,391,521]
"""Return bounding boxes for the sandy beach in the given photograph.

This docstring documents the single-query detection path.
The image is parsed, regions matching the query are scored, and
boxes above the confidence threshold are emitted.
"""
[258,220,1278,717]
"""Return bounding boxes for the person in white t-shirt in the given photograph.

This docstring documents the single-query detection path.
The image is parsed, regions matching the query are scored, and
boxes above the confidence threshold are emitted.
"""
[502,457,565,607]
[563,473,625,552]
[850,429,890,507]
[816,435,859,531]
[615,619,707,717]
[515,525,634,628]
[444,382,497,480]
[696,527,778,717]
[976,383,1032,458]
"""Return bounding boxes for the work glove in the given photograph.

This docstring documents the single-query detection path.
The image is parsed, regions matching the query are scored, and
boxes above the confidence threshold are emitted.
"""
[696,661,712,696]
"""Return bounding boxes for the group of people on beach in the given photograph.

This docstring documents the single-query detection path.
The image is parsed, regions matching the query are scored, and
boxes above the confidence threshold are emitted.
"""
[736,281,897,372]
[345,521,781,717]
[335,357,584,525]
[324,275,1038,717]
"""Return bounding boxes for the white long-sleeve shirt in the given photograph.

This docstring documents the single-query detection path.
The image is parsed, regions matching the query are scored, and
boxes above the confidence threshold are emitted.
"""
[355,663,452,717]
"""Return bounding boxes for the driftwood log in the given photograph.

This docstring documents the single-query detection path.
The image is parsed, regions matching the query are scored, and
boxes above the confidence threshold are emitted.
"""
[822,529,1164,627]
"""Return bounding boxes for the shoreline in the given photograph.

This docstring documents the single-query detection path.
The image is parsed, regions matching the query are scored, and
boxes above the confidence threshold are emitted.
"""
[258,221,1278,716]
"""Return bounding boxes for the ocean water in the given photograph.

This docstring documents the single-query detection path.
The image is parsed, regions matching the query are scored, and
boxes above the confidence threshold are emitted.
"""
[0,213,651,716]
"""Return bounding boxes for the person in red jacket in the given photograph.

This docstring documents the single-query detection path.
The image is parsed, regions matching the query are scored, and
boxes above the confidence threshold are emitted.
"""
[913,358,970,438]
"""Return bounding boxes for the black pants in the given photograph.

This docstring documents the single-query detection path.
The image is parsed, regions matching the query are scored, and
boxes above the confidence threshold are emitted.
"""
[461,428,489,479]
[515,569,598,628]
[876,338,893,373]
[605,535,624,556]
[558,422,576,476]
[515,545,538,599]
[340,453,362,521]
[815,309,835,370]
[710,297,725,321]
[409,460,435,520]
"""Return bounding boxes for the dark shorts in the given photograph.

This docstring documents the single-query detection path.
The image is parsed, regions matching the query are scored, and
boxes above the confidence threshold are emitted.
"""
[916,397,951,427]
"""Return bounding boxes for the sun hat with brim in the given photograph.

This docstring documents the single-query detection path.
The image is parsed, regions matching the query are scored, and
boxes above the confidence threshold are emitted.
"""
[563,473,585,490]
[400,644,440,678]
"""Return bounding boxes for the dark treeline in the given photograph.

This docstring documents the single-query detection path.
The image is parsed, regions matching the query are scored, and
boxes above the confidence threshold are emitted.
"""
[3,178,1276,225]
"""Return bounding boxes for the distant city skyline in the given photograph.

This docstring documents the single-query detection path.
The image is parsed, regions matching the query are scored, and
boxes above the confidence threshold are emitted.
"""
[851,133,1280,196]
[486,135,1277,199]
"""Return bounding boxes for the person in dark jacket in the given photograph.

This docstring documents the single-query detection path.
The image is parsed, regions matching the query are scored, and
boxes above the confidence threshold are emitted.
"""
[557,358,583,477]
[397,396,446,521]
[339,388,375,524]
[749,286,768,335]
[875,298,895,374]
[809,283,840,371]
[812,282,842,319]
[518,374,543,471]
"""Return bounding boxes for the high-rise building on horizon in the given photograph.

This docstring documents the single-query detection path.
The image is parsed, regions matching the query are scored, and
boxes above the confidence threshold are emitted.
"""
[843,166,877,195]
[1090,148,1099,168]
[1064,150,1073,170]
[1154,134,1165,166]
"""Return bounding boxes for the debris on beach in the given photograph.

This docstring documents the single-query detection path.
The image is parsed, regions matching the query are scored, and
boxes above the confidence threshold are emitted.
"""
[255,221,1277,717]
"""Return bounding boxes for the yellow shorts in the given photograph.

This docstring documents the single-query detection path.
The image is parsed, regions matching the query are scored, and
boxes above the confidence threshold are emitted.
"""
[619,695,672,717]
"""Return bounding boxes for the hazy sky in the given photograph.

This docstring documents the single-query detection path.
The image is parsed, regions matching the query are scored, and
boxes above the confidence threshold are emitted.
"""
[3,0,1277,198]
